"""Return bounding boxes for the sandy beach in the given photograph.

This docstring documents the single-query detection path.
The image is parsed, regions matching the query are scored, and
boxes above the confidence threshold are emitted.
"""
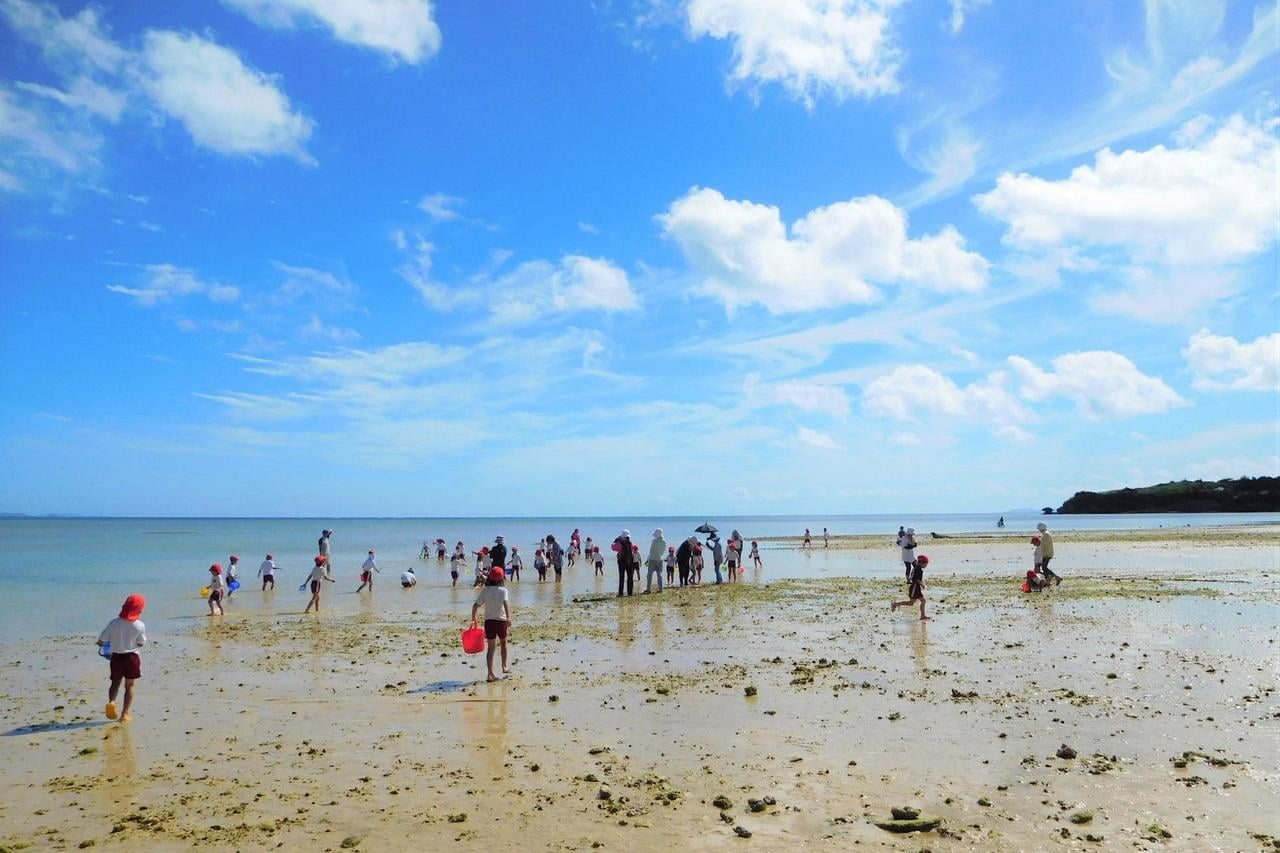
[2,526,1278,851]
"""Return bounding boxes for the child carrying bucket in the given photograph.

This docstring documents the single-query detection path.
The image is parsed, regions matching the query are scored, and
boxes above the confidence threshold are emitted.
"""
[470,567,512,682]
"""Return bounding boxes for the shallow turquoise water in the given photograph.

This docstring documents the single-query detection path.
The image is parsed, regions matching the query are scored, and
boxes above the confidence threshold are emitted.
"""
[1,512,1274,645]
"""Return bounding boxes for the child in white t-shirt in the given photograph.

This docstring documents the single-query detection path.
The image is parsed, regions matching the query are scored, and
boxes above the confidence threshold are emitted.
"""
[258,554,276,590]
[99,594,146,721]
[207,564,226,616]
[750,540,762,569]
[449,553,464,586]
[471,568,511,682]
[507,547,523,581]
[664,547,677,584]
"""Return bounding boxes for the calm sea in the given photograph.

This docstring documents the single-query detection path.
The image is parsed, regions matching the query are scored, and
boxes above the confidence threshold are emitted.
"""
[2,512,1274,646]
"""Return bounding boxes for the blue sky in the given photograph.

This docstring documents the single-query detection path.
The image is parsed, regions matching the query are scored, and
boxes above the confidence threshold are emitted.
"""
[1,0,1276,517]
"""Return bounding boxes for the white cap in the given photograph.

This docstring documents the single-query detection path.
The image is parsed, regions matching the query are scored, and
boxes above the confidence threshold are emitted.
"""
[906,527,915,535]
[622,529,630,537]
[1036,522,1047,532]
[653,528,663,538]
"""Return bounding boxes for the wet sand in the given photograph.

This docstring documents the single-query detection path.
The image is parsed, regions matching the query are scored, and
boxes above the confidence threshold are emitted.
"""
[2,528,1278,851]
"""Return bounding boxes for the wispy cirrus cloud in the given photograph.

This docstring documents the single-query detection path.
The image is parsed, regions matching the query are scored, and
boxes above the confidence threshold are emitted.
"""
[106,263,240,306]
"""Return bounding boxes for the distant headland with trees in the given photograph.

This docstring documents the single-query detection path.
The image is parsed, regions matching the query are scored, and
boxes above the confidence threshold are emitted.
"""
[1054,477,1280,514]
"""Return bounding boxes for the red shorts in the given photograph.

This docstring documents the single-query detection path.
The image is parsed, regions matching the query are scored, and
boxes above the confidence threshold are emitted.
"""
[110,652,141,680]
[483,619,508,640]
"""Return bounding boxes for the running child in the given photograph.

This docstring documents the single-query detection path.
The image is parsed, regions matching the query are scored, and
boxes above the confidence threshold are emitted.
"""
[891,554,930,620]
[207,563,226,616]
[750,540,763,570]
[470,567,512,682]
[98,594,146,721]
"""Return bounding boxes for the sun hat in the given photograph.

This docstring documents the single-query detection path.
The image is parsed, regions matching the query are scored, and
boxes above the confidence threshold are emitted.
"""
[314,555,325,565]
[916,555,929,566]
[621,529,630,538]
[230,554,238,560]
[1036,522,1048,532]
[906,527,915,535]
[495,535,504,542]
[119,594,145,621]
[653,528,663,538]
[1031,536,1041,545]
[210,563,221,574]
[488,567,505,583]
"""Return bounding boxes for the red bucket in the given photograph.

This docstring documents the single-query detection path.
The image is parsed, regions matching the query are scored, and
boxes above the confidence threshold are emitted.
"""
[460,626,485,654]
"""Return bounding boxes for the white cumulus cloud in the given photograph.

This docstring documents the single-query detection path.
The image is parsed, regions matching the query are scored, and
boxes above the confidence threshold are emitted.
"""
[140,31,314,162]
[685,0,903,104]
[224,0,441,64]
[974,114,1277,266]
[863,364,1031,429]
[1008,351,1185,418]
[658,186,988,313]
[1183,328,1280,391]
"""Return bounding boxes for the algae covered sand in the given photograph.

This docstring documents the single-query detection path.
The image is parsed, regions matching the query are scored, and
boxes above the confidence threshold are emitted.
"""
[1,530,1278,851]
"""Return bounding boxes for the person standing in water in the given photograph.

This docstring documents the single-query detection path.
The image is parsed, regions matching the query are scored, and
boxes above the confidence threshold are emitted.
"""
[356,549,379,592]
[645,528,666,593]
[547,535,564,581]
[706,533,724,584]
[823,527,829,548]
[803,528,812,549]
[489,536,507,570]
[1036,522,1061,585]
[258,554,277,590]
[318,529,333,571]
[676,537,694,587]
[305,555,334,613]
[613,530,636,597]
[207,564,226,616]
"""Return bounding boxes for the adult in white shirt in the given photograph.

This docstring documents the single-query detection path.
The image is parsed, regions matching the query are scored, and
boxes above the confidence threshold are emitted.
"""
[259,554,277,590]
[899,527,917,581]
[400,567,417,588]
[357,549,379,593]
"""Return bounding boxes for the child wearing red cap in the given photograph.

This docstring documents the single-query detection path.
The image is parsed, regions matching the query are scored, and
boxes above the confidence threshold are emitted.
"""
[98,594,146,721]
[304,555,334,613]
[891,554,931,620]
[207,564,226,616]
[471,567,511,682]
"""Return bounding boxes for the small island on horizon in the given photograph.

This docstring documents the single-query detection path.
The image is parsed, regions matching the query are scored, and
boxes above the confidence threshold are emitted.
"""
[1056,476,1279,514]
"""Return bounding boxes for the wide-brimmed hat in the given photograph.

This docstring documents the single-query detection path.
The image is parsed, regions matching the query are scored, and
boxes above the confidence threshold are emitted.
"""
[653,528,663,538]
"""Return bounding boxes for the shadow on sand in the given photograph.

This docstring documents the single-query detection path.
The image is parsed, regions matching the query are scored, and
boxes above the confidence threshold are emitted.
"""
[4,719,112,736]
